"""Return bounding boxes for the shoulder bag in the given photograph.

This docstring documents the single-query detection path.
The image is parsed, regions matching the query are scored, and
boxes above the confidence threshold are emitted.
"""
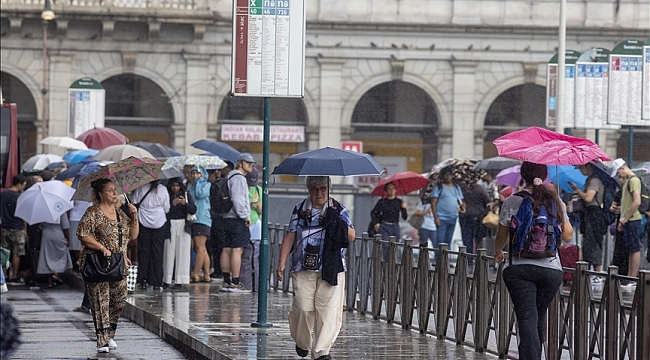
[82,208,125,283]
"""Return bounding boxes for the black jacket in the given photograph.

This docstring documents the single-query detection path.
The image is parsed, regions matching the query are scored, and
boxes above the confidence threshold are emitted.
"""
[322,199,350,286]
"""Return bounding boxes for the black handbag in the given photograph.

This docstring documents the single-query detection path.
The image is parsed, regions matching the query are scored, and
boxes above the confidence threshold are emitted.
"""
[82,209,124,283]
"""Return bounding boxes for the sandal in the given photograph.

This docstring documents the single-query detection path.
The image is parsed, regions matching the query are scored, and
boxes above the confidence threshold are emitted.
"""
[73,306,90,313]
[202,276,211,283]
[191,276,201,283]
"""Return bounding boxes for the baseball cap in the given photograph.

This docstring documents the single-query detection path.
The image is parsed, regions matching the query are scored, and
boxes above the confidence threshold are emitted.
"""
[237,153,256,163]
[246,167,259,187]
[610,158,625,177]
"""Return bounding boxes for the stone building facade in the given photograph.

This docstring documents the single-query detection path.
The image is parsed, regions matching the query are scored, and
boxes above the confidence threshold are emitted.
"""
[1,0,648,172]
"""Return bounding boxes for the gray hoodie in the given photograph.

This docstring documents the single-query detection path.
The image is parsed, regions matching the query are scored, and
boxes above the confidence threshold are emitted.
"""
[223,169,250,220]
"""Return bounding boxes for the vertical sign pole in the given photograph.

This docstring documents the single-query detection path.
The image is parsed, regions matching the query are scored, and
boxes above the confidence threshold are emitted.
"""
[253,97,272,328]
[556,0,566,135]
[628,126,634,165]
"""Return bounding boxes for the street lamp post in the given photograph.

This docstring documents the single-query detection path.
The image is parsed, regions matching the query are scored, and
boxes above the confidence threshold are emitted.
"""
[41,0,55,153]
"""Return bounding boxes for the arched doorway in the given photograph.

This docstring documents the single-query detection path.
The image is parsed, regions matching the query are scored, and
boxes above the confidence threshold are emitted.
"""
[351,81,438,174]
[1,71,38,163]
[483,83,546,157]
[217,97,307,179]
[101,74,174,145]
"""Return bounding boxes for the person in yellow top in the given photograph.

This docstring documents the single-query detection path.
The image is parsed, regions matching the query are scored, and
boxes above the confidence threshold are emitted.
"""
[610,158,642,286]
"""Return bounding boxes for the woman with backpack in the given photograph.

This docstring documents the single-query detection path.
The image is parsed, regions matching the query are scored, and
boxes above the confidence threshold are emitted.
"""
[494,161,573,360]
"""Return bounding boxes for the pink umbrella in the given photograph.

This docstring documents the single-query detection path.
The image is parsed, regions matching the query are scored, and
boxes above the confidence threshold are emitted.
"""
[77,127,128,150]
[493,126,610,165]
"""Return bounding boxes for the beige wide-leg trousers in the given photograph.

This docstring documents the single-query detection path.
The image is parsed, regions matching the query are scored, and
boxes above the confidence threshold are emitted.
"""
[289,271,345,359]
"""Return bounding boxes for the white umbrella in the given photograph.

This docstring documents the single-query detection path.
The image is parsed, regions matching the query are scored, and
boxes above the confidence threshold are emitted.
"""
[21,154,63,171]
[93,144,155,162]
[15,181,75,225]
[39,136,89,150]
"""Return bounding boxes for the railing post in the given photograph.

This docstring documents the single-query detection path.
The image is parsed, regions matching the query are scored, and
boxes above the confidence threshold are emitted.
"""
[455,246,468,344]
[637,270,650,360]
[436,243,449,338]
[372,234,383,320]
[282,224,291,292]
[474,248,488,352]
[574,261,589,360]
[496,263,510,358]
[345,234,358,312]
[401,238,414,329]
[605,265,619,359]
[417,242,430,334]
[546,291,560,360]
[359,233,369,314]
[386,235,397,323]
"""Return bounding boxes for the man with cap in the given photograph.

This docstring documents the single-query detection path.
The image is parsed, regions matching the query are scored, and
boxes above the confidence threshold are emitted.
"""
[240,167,263,291]
[219,153,255,292]
[610,158,642,286]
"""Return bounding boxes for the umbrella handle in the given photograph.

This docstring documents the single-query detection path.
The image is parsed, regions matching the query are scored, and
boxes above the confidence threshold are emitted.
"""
[113,177,130,204]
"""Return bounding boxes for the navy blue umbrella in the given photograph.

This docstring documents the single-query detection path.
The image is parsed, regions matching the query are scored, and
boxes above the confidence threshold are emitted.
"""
[191,140,240,163]
[271,147,384,176]
[55,163,85,180]
[131,141,181,159]
[591,161,621,190]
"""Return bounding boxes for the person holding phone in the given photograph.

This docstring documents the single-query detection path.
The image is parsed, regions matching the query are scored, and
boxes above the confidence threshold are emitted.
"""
[163,179,196,287]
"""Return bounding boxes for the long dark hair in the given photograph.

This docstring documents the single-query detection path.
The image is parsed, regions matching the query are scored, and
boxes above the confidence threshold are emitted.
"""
[520,161,565,222]
[167,178,186,198]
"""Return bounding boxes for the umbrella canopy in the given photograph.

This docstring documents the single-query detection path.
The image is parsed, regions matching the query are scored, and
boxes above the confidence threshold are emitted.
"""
[590,161,621,190]
[271,147,384,176]
[73,157,163,201]
[76,127,128,150]
[93,144,155,162]
[158,164,184,180]
[55,163,85,180]
[493,126,611,165]
[15,181,75,225]
[77,160,114,178]
[371,171,429,197]
[21,154,63,172]
[473,156,521,174]
[191,140,240,163]
[429,158,486,191]
[547,165,587,193]
[39,136,88,150]
[131,141,181,159]
[633,161,650,172]
[495,165,551,188]
[63,149,99,163]
[165,154,227,170]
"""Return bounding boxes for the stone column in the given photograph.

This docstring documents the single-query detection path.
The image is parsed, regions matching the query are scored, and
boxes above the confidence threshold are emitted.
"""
[317,58,345,149]
[182,54,211,154]
[474,129,487,159]
[451,61,478,159]
[47,51,74,155]
[437,128,453,161]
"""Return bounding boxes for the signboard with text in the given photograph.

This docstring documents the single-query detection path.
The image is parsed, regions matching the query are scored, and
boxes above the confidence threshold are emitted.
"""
[607,40,646,126]
[643,43,650,120]
[231,0,305,97]
[340,141,363,153]
[67,78,105,138]
[546,50,580,128]
[574,48,619,129]
[221,124,304,142]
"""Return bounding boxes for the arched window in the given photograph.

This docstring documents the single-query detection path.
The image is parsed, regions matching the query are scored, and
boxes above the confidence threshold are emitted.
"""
[1,71,38,162]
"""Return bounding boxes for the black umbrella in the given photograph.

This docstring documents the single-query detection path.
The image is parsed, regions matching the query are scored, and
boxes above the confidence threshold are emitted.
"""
[271,147,384,176]
[131,141,181,159]
[473,156,521,176]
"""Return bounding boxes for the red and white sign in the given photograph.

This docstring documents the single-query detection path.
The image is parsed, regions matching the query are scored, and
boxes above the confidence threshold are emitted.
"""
[221,124,304,142]
[340,141,363,153]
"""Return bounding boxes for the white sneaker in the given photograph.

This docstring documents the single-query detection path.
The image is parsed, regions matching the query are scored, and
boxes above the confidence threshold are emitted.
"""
[220,284,234,292]
[0,284,8,293]
[97,345,109,353]
[108,338,117,350]
[229,283,252,293]
[621,281,637,290]
[590,276,603,284]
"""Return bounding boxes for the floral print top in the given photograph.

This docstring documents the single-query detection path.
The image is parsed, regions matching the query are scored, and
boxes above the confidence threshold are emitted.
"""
[77,205,131,273]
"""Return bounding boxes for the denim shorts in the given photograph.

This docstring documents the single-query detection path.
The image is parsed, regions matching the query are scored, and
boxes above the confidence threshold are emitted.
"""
[623,220,641,253]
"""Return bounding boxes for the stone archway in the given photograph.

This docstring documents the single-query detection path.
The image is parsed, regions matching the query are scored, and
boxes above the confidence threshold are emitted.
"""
[483,83,546,158]
[101,74,174,145]
[1,71,39,162]
[351,80,439,173]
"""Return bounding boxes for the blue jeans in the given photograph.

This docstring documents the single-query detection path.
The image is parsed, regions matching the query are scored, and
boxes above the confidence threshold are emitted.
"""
[418,228,436,245]
[379,223,401,259]
[436,218,457,247]
[503,265,563,360]
[459,215,480,254]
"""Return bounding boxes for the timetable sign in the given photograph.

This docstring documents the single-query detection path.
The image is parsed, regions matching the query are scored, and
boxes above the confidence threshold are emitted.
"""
[232,0,306,98]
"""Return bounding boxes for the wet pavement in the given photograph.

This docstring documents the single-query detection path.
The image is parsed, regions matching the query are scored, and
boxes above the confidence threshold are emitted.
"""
[4,271,497,360]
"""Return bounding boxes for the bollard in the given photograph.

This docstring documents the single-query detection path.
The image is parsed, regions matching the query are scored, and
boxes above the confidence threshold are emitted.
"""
[474,248,488,352]
[401,238,414,329]
[436,243,450,338]
[359,233,370,314]
[605,266,619,359]
[386,236,398,323]
[455,246,468,344]
[574,261,589,360]
[372,234,383,320]
[417,241,430,334]
[637,270,650,359]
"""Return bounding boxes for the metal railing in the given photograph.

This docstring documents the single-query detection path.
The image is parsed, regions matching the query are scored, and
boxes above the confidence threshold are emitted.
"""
[266,224,650,359]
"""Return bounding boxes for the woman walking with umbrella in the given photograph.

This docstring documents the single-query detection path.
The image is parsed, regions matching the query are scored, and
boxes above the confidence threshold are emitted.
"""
[371,182,408,257]
[77,178,139,353]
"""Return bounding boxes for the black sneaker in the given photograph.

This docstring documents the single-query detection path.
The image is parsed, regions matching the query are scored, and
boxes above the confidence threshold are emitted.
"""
[7,277,24,286]
[316,355,332,360]
[295,345,308,358]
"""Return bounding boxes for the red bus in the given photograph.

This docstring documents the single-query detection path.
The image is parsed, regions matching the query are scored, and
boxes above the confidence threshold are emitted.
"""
[1,103,19,188]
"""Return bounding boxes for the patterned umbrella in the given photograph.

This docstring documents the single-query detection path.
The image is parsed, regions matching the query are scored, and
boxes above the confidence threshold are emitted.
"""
[72,157,163,201]
[165,154,227,170]
[420,158,486,200]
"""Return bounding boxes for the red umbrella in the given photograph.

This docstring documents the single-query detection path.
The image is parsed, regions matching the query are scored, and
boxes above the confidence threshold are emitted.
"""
[492,126,610,165]
[77,127,128,150]
[371,171,430,197]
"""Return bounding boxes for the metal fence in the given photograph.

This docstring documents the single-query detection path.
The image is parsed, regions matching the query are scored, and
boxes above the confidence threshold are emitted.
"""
[267,224,650,360]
